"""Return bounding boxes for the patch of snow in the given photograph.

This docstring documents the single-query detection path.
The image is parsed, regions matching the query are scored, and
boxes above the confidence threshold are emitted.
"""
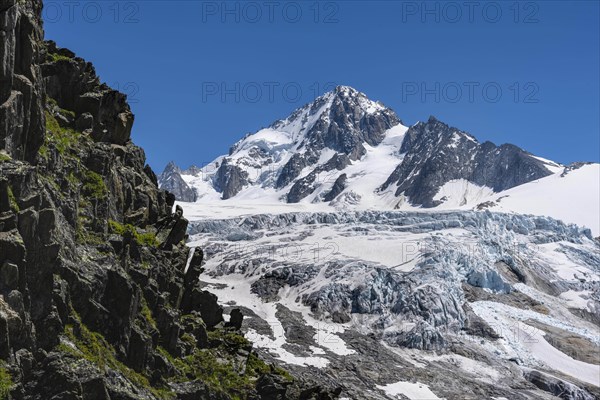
[376,381,442,400]
[433,179,495,209]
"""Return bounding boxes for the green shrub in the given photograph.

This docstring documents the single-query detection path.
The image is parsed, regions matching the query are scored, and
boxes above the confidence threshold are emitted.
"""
[49,52,72,62]
[82,170,107,199]
[60,321,165,397]
[158,329,293,399]
[0,152,11,163]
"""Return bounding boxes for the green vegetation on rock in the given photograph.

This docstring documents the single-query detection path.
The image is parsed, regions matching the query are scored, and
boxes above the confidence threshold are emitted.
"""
[7,186,19,212]
[44,111,82,155]
[49,52,72,63]
[156,330,292,399]
[82,170,107,199]
[0,364,13,400]
[0,152,11,163]
[109,220,158,247]
[58,317,169,398]
[140,297,157,329]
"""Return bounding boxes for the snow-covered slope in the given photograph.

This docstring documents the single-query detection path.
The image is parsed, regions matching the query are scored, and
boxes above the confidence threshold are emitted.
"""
[476,163,600,235]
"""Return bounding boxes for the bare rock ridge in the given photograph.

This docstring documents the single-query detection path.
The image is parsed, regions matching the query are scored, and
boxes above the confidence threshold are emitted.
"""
[0,1,336,399]
[157,162,197,203]
[379,116,554,207]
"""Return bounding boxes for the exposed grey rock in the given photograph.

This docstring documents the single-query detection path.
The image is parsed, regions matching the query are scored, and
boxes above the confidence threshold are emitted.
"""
[380,116,554,207]
[214,158,249,199]
[0,0,45,162]
[323,174,347,202]
[158,161,197,202]
[287,154,351,203]
[525,370,596,400]
[42,40,135,145]
[224,308,243,330]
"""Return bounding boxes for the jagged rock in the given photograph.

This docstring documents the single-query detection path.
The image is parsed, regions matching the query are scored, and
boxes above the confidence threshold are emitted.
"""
[276,153,311,189]
[43,41,134,145]
[299,385,343,400]
[171,381,227,400]
[323,174,347,202]
[0,0,45,162]
[287,172,318,203]
[75,112,93,131]
[380,116,553,207]
[157,205,189,250]
[0,261,19,291]
[524,370,595,400]
[461,304,500,340]
[272,86,400,161]
[256,373,291,399]
[180,312,208,349]
[183,289,223,329]
[385,321,447,351]
[224,308,243,330]
[214,158,249,199]
[158,161,197,202]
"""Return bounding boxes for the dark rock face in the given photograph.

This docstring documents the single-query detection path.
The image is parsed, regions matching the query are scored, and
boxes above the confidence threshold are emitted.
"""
[276,153,314,189]
[42,40,134,145]
[157,161,197,202]
[380,116,553,207]
[286,154,350,203]
[0,0,45,162]
[524,370,595,400]
[323,174,347,202]
[214,158,249,199]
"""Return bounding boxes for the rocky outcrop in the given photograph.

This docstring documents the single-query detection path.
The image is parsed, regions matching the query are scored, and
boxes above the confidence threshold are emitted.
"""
[214,158,249,200]
[286,154,350,203]
[524,370,596,400]
[380,116,553,207]
[0,0,45,162]
[323,174,347,202]
[42,40,134,145]
[157,161,197,202]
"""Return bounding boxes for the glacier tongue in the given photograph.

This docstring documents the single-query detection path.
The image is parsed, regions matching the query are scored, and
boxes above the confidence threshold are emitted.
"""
[186,208,600,398]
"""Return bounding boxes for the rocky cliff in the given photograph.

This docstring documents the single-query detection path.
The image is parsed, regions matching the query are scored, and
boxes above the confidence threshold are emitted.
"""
[157,162,196,203]
[379,116,554,207]
[0,1,335,399]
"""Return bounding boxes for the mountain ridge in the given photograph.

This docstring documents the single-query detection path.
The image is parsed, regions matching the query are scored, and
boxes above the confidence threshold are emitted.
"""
[159,86,599,233]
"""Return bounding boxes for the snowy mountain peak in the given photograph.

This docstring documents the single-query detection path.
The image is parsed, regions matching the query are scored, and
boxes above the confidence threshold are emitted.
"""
[269,85,397,146]
[163,160,181,174]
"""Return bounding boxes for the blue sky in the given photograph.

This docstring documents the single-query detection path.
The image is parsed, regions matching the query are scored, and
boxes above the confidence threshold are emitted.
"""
[44,0,599,172]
